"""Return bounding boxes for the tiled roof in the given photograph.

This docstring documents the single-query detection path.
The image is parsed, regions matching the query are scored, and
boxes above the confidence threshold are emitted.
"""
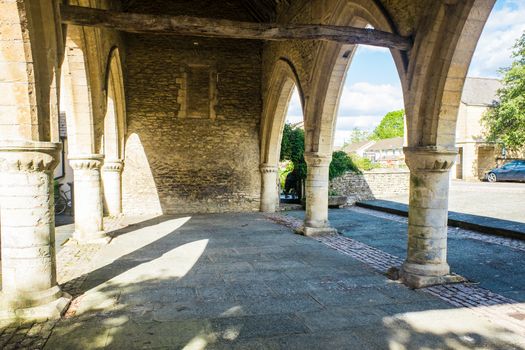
[461,77,501,106]
[367,137,404,151]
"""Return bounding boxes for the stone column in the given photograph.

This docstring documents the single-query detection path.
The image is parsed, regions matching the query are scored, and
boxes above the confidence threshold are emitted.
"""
[0,141,71,319]
[102,160,124,216]
[70,154,108,243]
[401,147,462,288]
[303,152,337,236]
[260,163,278,213]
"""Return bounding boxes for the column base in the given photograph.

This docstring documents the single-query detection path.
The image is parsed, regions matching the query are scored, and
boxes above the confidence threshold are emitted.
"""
[300,226,338,237]
[70,230,111,245]
[389,263,466,288]
[0,286,72,321]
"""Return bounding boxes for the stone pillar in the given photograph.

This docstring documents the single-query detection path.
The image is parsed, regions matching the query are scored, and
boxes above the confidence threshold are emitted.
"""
[401,147,462,288]
[0,141,71,320]
[102,160,124,216]
[70,154,108,243]
[303,152,337,236]
[260,163,278,213]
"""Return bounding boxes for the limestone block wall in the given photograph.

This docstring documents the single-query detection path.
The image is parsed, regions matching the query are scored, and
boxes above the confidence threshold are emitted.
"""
[329,170,410,204]
[122,35,262,214]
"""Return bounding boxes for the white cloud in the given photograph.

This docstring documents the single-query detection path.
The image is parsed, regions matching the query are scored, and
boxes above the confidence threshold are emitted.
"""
[338,81,404,116]
[284,81,404,146]
[468,0,525,77]
[358,45,390,53]
[286,88,303,117]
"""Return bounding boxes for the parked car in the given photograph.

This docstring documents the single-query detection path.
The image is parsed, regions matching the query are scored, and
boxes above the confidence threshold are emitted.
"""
[485,160,525,182]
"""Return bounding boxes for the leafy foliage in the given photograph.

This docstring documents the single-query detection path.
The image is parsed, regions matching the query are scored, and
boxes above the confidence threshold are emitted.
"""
[278,161,294,189]
[350,154,378,171]
[482,32,525,152]
[371,109,405,140]
[280,123,307,180]
[280,124,360,184]
[343,128,371,145]
[329,151,359,180]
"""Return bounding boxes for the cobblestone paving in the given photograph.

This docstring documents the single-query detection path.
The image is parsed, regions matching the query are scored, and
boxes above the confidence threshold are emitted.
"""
[0,216,127,350]
[266,212,525,336]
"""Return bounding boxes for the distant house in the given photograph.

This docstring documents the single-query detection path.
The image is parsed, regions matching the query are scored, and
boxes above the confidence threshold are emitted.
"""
[339,140,375,157]
[454,77,502,180]
[364,137,405,167]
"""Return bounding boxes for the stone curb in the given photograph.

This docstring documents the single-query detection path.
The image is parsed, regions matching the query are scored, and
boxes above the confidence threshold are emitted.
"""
[356,200,525,241]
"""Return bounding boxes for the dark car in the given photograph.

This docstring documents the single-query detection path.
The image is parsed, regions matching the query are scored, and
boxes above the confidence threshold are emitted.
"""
[485,160,525,182]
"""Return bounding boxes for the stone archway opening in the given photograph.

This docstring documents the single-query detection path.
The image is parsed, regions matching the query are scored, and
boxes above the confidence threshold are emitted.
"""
[259,60,303,213]
[333,25,405,159]
[279,86,305,205]
[101,48,126,217]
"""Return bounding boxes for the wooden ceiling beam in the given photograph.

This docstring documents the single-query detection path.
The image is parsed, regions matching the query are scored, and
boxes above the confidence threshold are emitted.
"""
[60,5,412,51]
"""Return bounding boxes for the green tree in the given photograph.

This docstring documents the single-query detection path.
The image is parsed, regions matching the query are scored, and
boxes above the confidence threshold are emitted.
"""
[343,128,371,146]
[482,33,525,152]
[280,123,307,180]
[371,109,405,140]
[280,123,360,182]
[329,151,359,180]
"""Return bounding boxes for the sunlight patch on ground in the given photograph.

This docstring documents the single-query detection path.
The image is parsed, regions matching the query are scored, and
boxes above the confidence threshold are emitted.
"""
[91,216,193,270]
[383,307,525,349]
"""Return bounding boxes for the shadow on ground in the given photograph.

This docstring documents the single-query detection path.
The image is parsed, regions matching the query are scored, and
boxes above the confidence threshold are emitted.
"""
[42,213,524,349]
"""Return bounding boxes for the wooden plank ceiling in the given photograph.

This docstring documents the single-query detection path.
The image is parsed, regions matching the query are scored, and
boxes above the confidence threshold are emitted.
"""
[121,0,284,22]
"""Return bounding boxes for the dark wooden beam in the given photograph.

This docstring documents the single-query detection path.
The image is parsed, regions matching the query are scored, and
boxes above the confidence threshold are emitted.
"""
[60,5,411,51]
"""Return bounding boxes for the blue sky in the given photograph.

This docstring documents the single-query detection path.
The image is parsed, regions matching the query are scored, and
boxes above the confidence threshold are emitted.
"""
[286,0,525,146]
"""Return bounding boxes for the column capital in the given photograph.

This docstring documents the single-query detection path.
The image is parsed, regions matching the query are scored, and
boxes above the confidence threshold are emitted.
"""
[304,152,331,167]
[259,163,278,173]
[69,154,104,170]
[103,159,124,173]
[0,141,61,172]
[403,146,457,172]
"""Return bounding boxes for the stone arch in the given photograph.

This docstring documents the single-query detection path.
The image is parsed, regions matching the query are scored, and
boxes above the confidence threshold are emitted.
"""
[103,47,126,161]
[405,0,495,149]
[60,25,97,155]
[258,58,304,212]
[260,58,304,167]
[0,0,63,142]
[304,0,407,155]
[101,46,126,216]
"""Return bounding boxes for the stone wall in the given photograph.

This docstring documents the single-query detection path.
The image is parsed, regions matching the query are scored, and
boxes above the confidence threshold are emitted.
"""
[329,170,410,204]
[122,35,262,214]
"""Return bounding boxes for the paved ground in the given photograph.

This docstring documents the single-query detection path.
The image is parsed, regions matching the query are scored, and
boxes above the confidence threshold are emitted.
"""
[287,208,525,302]
[384,180,525,224]
[357,199,525,239]
[2,212,525,349]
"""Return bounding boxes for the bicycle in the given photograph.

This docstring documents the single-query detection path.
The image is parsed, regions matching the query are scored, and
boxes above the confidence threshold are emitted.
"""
[55,183,72,215]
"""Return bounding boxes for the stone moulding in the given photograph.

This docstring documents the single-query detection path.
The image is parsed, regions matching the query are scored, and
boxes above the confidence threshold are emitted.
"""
[69,154,104,170]
[304,152,331,167]
[0,141,61,172]
[403,146,457,172]
[259,163,278,173]
[102,159,124,172]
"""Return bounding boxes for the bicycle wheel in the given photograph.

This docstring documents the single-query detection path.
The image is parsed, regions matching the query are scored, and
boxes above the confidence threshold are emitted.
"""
[55,196,67,215]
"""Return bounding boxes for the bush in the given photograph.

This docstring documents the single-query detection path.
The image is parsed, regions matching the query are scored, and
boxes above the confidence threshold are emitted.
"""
[329,151,359,180]
[350,154,378,171]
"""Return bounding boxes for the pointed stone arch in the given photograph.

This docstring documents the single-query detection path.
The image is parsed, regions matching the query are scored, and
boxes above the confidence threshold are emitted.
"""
[300,0,406,234]
[304,0,407,156]
[102,46,126,216]
[260,58,304,166]
[60,25,97,155]
[103,46,126,161]
[259,58,304,212]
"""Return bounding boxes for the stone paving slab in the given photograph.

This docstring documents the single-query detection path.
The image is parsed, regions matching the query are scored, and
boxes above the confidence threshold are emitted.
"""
[3,212,525,349]
[357,199,525,240]
[285,207,525,301]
